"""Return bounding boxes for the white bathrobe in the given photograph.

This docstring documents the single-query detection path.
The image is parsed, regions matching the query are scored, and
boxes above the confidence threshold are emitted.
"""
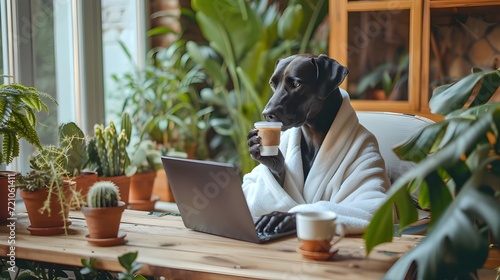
[242,90,390,234]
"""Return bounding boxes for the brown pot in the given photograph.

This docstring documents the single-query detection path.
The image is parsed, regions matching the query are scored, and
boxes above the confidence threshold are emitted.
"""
[152,169,175,202]
[73,171,98,198]
[129,171,157,201]
[97,175,131,205]
[20,181,74,235]
[82,201,126,239]
[0,171,18,222]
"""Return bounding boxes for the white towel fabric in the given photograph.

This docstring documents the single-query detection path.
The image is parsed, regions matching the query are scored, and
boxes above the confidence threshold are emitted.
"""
[242,90,390,234]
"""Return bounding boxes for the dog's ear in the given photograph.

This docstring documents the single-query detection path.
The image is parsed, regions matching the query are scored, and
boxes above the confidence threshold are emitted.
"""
[313,54,349,100]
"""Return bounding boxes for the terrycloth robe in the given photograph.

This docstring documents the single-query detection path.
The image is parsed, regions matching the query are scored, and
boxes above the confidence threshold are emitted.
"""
[242,90,390,234]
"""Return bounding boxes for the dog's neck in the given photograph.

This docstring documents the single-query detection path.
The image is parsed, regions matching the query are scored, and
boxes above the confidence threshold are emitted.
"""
[301,90,343,177]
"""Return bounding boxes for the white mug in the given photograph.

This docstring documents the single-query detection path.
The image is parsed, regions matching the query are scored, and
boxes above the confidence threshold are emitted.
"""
[296,211,345,252]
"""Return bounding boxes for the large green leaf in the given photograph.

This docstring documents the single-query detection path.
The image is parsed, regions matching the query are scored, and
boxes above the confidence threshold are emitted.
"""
[192,0,262,63]
[429,70,500,115]
[394,121,447,162]
[383,184,500,280]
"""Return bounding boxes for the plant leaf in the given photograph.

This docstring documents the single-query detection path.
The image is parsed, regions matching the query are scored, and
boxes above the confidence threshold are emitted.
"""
[383,186,500,280]
[429,70,499,115]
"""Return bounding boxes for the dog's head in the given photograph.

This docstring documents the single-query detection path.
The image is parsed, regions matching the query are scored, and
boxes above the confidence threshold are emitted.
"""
[262,54,348,130]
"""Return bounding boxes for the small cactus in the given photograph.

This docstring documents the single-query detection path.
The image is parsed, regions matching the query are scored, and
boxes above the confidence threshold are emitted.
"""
[87,181,121,208]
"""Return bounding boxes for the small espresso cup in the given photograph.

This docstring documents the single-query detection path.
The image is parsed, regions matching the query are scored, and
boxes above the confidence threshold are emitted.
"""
[296,211,345,253]
[254,121,283,156]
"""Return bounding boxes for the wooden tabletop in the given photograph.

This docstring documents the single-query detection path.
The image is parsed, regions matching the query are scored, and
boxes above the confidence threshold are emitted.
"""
[0,209,424,279]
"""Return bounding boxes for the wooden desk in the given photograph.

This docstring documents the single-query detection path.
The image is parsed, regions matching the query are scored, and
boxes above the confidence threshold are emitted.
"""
[1,210,423,279]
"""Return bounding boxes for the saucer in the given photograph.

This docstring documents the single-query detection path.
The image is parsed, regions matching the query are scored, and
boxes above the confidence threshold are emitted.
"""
[27,221,72,236]
[128,195,159,211]
[296,245,338,261]
[85,231,127,247]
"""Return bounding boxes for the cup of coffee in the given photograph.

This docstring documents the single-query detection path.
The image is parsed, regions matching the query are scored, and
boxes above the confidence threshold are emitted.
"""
[254,121,282,156]
[296,211,345,253]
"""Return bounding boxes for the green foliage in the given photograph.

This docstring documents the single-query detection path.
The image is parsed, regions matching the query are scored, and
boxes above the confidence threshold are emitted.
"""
[78,258,114,279]
[58,122,86,177]
[86,181,121,208]
[364,68,500,279]
[125,140,162,176]
[112,40,211,159]
[188,0,328,173]
[79,251,147,280]
[356,52,409,98]
[0,83,56,165]
[0,251,148,280]
[87,113,132,177]
[117,251,147,280]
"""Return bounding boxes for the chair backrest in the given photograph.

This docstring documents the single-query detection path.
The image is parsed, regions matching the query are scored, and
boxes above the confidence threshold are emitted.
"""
[357,111,435,182]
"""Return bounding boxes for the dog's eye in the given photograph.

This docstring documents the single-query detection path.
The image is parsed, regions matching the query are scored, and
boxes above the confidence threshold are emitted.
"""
[293,82,300,88]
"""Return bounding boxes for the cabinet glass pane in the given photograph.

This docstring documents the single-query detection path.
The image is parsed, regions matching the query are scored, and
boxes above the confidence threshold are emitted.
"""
[428,6,500,101]
[346,10,410,101]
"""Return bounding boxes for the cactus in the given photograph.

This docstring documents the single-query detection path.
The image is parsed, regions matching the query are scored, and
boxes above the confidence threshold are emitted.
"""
[58,122,85,177]
[88,113,132,177]
[87,181,121,208]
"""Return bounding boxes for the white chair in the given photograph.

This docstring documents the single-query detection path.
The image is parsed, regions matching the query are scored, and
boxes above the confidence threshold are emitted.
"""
[357,111,435,235]
[357,111,435,183]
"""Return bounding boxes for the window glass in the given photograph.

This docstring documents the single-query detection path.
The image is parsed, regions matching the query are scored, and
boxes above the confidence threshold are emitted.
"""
[101,0,143,124]
[347,10,410,101]
[31,0,58,146]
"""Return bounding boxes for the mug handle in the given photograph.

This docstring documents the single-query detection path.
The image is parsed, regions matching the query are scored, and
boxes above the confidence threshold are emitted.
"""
[330,223,346,247]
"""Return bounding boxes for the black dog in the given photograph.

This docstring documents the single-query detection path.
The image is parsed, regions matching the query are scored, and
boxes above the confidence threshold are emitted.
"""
[247,54,349,233]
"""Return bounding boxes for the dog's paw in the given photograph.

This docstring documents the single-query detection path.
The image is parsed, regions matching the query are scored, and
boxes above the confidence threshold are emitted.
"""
[247,128,262,160]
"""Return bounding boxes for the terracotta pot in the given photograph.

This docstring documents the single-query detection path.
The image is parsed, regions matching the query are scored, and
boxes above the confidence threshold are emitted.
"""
[20,181,74,235]
[129,171,156,201]
[82,201,126,239]
[0,171,18,222]
[73,171,98,198]
[97,175,131,205]
[152,169,175,202]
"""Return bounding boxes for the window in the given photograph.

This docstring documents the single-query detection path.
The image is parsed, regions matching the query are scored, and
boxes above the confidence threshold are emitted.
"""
[0,0,144,173]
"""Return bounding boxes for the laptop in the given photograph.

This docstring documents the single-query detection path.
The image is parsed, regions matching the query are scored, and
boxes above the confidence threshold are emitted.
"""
[161,156,296,243]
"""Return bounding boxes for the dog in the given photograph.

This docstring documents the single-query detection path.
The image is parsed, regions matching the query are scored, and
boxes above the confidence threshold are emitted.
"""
[247,54,349,234]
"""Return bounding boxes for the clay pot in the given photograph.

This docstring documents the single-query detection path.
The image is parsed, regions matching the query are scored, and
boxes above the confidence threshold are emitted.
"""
[0,171,18,222]
[82,201,126,239]
[97,175,131,205]
[129,171,156,201]
[73,171,98,199]
[152,169,175,202]
[20,181,74,235]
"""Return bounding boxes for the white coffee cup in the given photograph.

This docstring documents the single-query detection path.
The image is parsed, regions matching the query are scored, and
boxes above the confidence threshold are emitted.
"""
[254,121,282,156]
[296,211,345,252]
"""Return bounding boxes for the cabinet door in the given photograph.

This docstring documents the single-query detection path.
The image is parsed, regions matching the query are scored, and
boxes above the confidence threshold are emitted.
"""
[421,0,500,114]
[330,0,423,113]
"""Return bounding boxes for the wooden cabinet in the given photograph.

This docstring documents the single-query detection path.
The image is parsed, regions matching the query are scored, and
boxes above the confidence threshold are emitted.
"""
[329,0,500,121]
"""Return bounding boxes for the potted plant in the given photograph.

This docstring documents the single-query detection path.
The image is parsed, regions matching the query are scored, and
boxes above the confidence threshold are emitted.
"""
[16,145,83,236]
[364,67,500,279]
[86,113,133,204]
[82,181,127,247]
[125,140,162,210]
[0,83,56,222]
